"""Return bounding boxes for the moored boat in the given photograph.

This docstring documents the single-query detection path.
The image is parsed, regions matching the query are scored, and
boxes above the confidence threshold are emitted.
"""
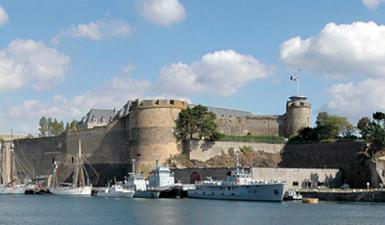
[96,182,135,198]
[187,152,286,202]
[49,140,93,196]
[302,198,319,204]
[127,154,182,198]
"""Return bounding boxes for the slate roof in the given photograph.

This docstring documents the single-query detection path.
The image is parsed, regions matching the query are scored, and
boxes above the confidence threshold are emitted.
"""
[190,105,253,118]
[82,109,116,124]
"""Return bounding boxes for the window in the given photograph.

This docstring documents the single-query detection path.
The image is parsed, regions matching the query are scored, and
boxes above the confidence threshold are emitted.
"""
[292,181,299,186]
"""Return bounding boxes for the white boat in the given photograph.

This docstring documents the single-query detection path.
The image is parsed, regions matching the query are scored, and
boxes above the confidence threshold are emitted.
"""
[49,140,93,196]
[284,190,302,200]
[97,182,134,198]
[127,156,178,198]
[188,152,286,202]
[0,184,27,194]
[50,185,92,196]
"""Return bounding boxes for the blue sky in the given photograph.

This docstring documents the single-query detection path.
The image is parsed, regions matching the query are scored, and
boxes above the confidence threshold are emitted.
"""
[1,0,385,134]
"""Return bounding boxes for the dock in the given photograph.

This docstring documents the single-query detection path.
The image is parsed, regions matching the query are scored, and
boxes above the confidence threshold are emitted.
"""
[299,189,385,202]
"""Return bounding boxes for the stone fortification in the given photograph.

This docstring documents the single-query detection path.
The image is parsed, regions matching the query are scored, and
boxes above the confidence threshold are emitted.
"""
[2,96,313,185]
[213,95,311,137]
[128,99,188,173]
[280,141,374,188]
[216,115,286,137]
[12,119,131,185]
[286,96,311,136]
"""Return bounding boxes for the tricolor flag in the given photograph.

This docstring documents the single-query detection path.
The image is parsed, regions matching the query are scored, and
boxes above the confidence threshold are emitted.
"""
[290,76,297,81]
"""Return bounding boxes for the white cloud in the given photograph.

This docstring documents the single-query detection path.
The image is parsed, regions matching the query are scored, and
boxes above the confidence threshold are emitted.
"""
[2,49,270,133]
[158,50,272,96]
[3,67,151,134]
[322,79,385,121]
[0,39,70,92]
[52,20,131,43]
[362,0,385,9]
[0,53,23,91]
[0,6,8,26]
[280,21,385,78]
[137,0,185,26]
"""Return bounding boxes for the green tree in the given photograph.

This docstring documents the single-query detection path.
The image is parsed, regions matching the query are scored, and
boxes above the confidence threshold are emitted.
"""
[49,119,64,136]
[315,112,354,139]
[363,112,385,157]
[175,105,220,141]
[357,117,371,139]
[38,117,49,137]
[69,120,80,132]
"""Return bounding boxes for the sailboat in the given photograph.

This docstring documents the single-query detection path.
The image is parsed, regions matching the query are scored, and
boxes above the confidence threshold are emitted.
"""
[0,134,31,194]
[49,140,93,196]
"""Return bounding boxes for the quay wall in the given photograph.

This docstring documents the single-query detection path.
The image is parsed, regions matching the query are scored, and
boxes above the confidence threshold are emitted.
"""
[300,190,385,202]
[280,141,372,188]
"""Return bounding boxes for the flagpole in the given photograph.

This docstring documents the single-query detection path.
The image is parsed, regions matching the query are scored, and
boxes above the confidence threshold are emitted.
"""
[296,69,300,96]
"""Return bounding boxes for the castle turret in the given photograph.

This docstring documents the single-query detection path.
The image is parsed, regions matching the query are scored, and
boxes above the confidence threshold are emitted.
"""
[286,95,311,137]
[128,99,188,174]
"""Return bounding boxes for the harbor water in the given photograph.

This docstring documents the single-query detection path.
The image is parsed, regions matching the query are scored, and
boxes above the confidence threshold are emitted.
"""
[0,195,385,225]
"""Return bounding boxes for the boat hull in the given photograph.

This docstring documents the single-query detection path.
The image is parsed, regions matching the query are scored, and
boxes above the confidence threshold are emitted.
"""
[97,189,134,198]
[133,190,161,198]
[0,185,27,194]
[50,186,93,196]
[188,183,285,202]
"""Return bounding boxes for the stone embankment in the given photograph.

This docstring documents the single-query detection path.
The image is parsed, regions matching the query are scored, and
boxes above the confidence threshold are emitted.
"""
[300,189,385,202]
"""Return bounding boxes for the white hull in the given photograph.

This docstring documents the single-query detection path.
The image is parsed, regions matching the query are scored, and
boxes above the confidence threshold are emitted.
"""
[97,189,134,198]
[50,186,92,196]
[188,183,285,202]
[133,190,161,198]
[0,185,26,194]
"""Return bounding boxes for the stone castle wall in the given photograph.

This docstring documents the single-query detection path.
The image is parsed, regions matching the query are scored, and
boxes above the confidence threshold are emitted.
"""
[13,119,131,185]
[280,141,373,188]
[128,99,188,173]
[216,115,286,137]
[4,97,316,186]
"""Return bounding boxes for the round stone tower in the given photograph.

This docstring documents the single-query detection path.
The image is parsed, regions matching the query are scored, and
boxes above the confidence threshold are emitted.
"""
[286,95,311,137]
[128,99,188,174]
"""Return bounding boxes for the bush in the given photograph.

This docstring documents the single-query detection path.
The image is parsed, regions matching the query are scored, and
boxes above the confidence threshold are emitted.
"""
[217,135,285,144]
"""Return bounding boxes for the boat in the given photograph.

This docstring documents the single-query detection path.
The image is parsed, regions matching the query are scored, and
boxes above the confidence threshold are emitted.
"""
[0,184,27,194]
[0,135,32,194]
[49,140,93,196]
[187,152,286,202]
[127,155,181,198]
[302,198,319,204]
[284,190,303,200]
[96,180,134,198]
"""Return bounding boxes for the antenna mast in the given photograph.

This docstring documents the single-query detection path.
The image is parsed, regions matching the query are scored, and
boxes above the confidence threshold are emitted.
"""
[296,69,301,96]
[153,149,159,168]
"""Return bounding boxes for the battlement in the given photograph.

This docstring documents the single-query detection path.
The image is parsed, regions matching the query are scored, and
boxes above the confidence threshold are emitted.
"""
[130,99,188,110]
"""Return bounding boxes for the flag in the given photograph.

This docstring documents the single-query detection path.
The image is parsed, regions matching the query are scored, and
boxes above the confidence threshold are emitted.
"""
[290,76,297,81]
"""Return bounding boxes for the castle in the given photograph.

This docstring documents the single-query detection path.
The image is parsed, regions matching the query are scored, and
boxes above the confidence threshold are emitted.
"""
[80,95,311,171]
[2,94,384,189]
[0,95,316,186]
